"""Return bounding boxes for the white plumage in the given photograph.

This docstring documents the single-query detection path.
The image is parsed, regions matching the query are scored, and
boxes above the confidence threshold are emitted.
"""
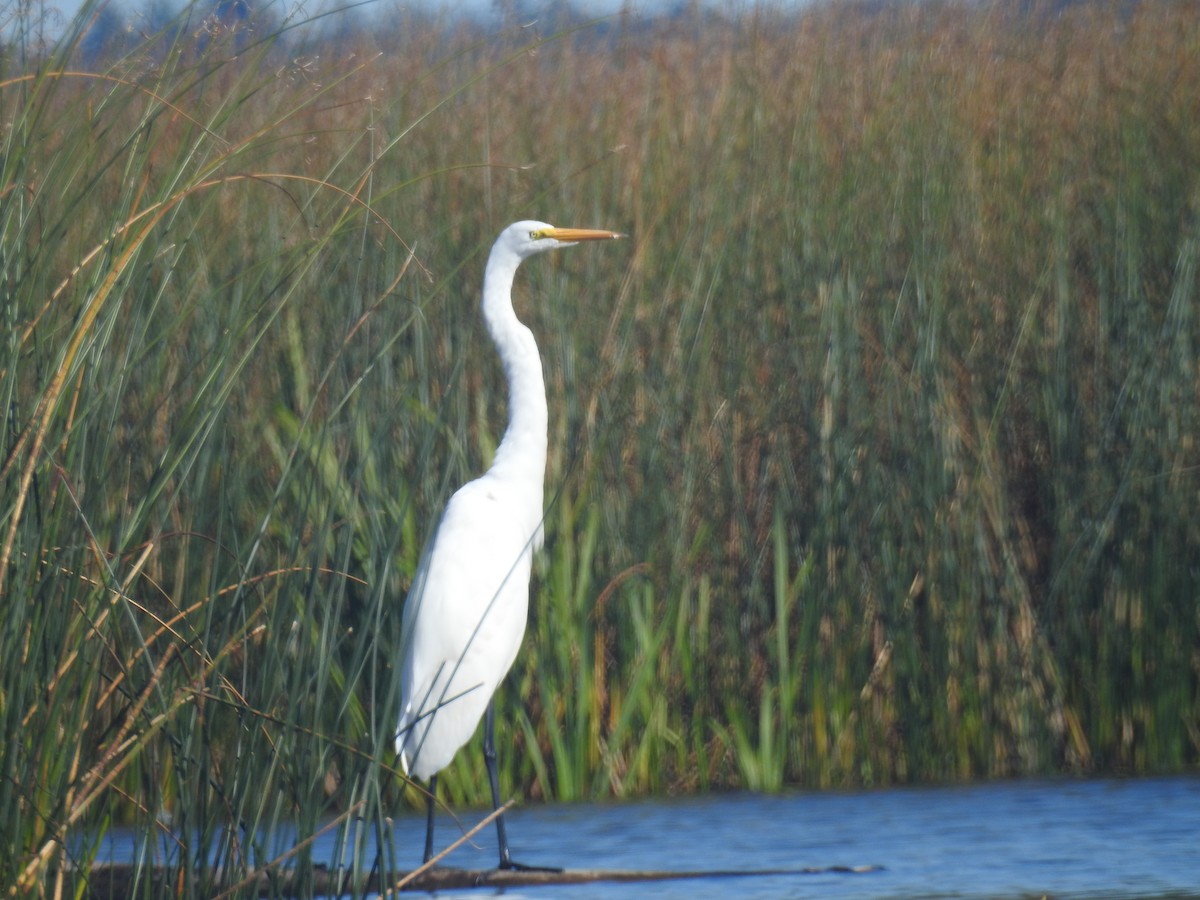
[395,220,623,867]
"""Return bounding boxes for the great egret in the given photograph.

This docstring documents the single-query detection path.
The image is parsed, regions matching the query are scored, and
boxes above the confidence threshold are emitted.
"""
[396,220,624,869]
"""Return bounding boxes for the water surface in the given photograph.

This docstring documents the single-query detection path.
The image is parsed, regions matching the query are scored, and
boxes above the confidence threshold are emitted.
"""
[388,776,1200,898]
[95,776,1200,898]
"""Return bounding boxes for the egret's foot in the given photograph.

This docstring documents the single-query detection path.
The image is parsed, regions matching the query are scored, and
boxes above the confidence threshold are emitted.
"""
[499,859,563,873]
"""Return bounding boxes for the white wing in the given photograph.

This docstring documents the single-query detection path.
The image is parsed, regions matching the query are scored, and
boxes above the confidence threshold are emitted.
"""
[396,473,541,779]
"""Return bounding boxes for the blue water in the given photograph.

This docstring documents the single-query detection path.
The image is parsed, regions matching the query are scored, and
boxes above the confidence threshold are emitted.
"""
[92,776,1200,898]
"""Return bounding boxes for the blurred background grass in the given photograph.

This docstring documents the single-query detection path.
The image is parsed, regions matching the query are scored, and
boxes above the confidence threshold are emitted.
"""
[2,0,1199,891]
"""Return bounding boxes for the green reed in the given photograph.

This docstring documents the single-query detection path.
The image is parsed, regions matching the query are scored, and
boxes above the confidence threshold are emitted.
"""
[3,0,1200,893]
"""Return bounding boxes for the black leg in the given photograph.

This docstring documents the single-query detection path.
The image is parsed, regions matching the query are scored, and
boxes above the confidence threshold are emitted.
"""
[423,774,437,864]
[484,701,561,873]
[483,702,514,869]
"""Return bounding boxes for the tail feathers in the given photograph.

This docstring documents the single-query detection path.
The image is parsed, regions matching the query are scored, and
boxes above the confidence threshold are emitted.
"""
[396,705,415,777]
[396,708,413,775]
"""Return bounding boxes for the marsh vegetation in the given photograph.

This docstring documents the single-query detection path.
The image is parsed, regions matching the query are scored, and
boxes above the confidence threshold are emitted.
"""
[2,0,1198,893]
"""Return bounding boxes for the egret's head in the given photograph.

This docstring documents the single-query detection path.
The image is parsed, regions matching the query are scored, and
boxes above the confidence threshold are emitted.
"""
[501,220,625,260]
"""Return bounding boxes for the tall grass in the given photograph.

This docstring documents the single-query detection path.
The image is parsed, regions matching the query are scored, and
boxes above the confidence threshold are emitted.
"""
[3,0,1199,892]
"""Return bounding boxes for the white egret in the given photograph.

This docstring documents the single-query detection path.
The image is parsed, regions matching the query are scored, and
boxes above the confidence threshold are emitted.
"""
[396,220,624,869]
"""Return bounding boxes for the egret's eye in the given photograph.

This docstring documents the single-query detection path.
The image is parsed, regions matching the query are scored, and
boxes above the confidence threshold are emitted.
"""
[529,230,542,240]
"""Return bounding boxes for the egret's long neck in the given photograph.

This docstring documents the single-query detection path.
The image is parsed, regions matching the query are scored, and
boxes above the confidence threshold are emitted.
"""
[480,247,548,492]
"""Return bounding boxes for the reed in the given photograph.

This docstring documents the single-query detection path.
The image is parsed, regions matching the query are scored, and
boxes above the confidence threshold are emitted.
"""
[3,0,1199,892]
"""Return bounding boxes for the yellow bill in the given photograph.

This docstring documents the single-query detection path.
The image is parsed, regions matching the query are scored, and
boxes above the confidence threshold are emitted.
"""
[538,227,626,242]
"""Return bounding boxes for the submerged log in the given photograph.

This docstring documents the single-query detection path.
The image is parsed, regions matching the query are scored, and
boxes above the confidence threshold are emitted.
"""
[79,862,883,897]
